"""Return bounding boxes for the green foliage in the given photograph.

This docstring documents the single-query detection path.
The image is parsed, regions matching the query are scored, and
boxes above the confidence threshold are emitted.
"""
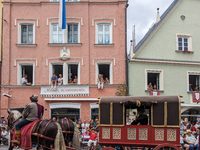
[115,82,129,96]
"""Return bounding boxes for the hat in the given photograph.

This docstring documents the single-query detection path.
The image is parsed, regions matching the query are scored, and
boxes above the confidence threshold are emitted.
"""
[186,130,192,133]
[1,127,5,130]
[30,95,38,102]
[91,127,96,130]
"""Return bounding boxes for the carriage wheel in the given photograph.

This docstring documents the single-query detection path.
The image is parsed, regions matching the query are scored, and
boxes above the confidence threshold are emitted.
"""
[154,143,180,150]
[101,147,116,150]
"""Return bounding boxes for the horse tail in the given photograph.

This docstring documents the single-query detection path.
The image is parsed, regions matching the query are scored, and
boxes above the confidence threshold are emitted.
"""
[54,122,66,150]
[72,122,80,149]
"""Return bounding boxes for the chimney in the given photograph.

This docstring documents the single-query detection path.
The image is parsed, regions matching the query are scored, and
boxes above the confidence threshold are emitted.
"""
[156,8,161,23]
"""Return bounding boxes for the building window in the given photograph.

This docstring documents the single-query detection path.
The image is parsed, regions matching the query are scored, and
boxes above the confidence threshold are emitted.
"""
[98,64,110,83]
[51,24,63,43]
[67,24,78,43]
[18,63,34,85]
[176,34,192,51]
[145,69,163,91]
[51,108,80,121]
[52,64,63,78]
[178,37,188,51]
[188,73,200,91]
[91,108,98,120]
[97,24,111,44]
[68,64,78,83]
[50,62,80,85]
[20,24,34,44]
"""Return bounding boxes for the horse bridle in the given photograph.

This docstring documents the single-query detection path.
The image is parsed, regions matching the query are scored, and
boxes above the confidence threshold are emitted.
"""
[7,109,22,130]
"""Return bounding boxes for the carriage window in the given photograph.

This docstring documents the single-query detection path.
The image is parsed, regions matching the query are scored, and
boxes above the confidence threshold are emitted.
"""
[98,64,110,83]
[125,108,150,125]
[68,64,78,84]
[21,65,33,84]
[189,74,200,91]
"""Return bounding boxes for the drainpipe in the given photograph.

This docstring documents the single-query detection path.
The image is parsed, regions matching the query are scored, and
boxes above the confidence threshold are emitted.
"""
[125,1,129,95]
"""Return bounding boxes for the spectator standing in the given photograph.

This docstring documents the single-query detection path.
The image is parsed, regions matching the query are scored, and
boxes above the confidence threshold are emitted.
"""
[81,120,89,134]
[180,120,185,135]
[126,119,132,125]
[194,85,199,91]
[21,74,32,86]
[180,134,190,150]
[147,82,153,90]
[97,74,104,89]
[58,74,63,85]
[1,121,8,131]
[89,120,94,130]
[189,84,193,91]
[153,85,157,90]
[52,117,57,122]
[1,127,8,145]
[185,130,198,150]
[197,115,200,122]
[184,119,191,134]
[190,122,196,133]
[1,117,6,125]
[82,130,90,142]
[87,128,97,148]
[51,73,58,89]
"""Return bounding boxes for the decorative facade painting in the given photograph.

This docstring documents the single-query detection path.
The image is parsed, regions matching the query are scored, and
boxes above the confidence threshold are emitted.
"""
[113,128,121,139]
[155,129,164,141]
[167,129,176,141]
[102,128,110,139]
[139,128,148,140]
[127,128,136,140]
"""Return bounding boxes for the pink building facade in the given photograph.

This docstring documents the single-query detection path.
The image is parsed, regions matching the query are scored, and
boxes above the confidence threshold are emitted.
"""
[1,0,127,121]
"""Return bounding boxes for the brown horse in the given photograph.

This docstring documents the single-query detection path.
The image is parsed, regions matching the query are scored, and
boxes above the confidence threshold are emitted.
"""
[7,109,66,150]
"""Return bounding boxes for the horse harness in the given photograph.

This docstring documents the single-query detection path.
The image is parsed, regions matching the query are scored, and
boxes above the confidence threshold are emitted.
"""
[61,118,74,141]
[32,120,57,145]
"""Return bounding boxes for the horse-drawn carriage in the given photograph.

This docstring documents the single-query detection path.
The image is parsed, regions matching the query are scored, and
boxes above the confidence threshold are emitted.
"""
[7,95,181,150]
[98,95,181,150]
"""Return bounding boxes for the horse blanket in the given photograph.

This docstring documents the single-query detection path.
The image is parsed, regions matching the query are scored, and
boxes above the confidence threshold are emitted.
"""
[12,119,40,149]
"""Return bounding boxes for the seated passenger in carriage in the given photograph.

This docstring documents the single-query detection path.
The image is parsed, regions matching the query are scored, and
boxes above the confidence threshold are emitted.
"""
[131,107,148,125]
[11,95,44,145]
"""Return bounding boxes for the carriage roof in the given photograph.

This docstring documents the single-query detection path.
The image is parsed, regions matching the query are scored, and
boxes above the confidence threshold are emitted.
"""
[8,107,24,113]
[99,95,181,128]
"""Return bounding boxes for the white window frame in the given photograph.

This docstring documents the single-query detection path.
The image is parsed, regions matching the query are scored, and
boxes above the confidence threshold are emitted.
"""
[176,33,192,51]
[145,69,163,91]
[50,22,64,43]
[95,22,112,44]
[49,62,80,85]
[17,62,35,85]
[49,102,81,119]
[49,22,80,43]
[187,71,200,91]
[95,62,113,84]
[66,22,80,43]
[90,103,99,119]
[18,22,35,44]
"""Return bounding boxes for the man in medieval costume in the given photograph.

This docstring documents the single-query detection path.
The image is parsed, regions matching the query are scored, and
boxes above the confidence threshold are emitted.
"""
[131,107,148,125]
[11,95,44,145]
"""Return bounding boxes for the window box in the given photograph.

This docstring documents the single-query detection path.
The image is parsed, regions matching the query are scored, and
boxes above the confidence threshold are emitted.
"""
[94,43,114,47]
[16,44,37,47]
[175,50,194,53]
[48,43,82,46]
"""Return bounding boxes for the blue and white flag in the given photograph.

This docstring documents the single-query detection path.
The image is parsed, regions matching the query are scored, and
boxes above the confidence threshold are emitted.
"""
[59,0,66,29]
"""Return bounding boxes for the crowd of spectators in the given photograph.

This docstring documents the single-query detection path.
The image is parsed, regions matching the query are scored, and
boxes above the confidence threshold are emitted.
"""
[0,117,9,146]
[76,118,99,148]
[180,117,200,150]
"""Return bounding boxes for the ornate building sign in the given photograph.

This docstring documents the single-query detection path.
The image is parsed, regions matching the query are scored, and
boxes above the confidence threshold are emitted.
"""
[60,47,70,60]
[40,85,89,97]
